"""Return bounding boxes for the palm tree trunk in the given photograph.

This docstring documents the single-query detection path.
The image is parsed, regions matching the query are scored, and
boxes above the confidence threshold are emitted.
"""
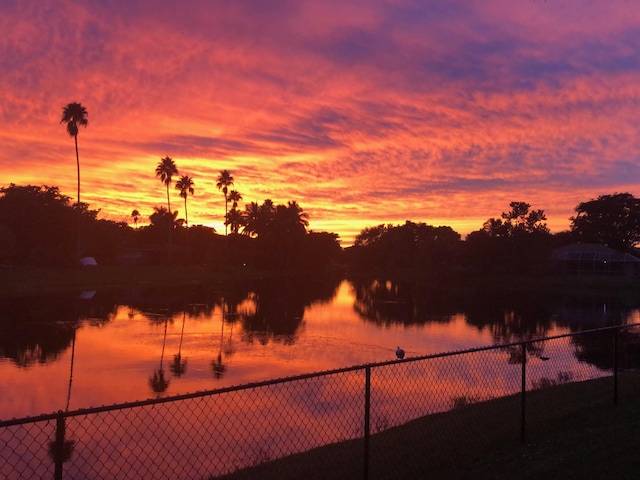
[184,197,190,262]
[75,135,81,260]
[166,185,173,263]
[225,196,228,236]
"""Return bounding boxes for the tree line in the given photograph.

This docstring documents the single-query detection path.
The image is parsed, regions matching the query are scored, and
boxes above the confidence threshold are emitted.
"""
[4,101,638,274]
[2,181,639,276]
[346,194,640,276]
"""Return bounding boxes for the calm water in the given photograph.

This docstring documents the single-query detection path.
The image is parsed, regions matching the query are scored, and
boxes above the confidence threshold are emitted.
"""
[1,275,638,420]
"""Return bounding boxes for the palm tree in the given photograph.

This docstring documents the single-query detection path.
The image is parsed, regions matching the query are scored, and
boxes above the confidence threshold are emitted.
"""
[61,102,88,260]
[155,156,179,213]
[228,190,242,209]
[286,200,309,231]
[241,201,261,236]
[131,209,140,229]
[216,170,234,235]
[60,102,88,206]
[226,207,244,234]
[175,176,195,227]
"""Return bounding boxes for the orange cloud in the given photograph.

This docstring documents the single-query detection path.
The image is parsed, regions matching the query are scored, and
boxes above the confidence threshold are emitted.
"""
[2,0,640,245]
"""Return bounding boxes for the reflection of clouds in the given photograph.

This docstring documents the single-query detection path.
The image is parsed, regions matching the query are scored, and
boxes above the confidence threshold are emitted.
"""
[1,335,609,478]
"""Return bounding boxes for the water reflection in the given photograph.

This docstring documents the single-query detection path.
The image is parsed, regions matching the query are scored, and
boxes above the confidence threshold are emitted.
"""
[3,275,640,419]
[170,310,188,378]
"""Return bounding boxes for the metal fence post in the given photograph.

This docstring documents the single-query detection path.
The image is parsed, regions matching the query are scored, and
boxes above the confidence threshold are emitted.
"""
[364,366,371,480]
[614,328,619,406]
[54,411,65,480]
[520,342,527,444]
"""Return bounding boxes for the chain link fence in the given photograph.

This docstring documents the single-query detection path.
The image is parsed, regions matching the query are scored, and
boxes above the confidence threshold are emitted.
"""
[2,324,639,479]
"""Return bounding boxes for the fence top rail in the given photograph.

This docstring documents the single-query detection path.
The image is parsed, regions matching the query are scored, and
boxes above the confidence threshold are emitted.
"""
[2,322,638,428]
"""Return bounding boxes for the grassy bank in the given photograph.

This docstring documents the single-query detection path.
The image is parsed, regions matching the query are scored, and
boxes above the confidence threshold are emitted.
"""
[0,264,348,294]
[0,265,236,293]
[4,263,640,295]
[219,372,640,479]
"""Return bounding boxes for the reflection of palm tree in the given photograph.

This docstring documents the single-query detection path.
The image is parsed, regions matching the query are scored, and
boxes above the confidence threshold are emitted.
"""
[150,316,170,394]
[170,310,188,377]
[216,170,234,236]
[212,301,227,379]
[65,327,76,412]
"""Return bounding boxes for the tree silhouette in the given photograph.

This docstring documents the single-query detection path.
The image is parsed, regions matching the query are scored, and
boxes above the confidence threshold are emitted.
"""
[131,209,140,229]
[175,175,195,228]
[570,193,640,251]
[155,156,178,213]
[149,206,178,230]
[226,207,244,234]
[60,102,88,207]
[216,170,234,235]
[228,189,242,209]
[241,201,262,236]
[60,102,88,260]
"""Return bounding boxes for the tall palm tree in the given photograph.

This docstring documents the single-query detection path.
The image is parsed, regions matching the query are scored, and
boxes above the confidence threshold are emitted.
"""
[131,209,140,229]
[60,102,88,206]
[175,175,195,227]
[155,156,179,213]
[216,170,234,235]
[61,102,88,260]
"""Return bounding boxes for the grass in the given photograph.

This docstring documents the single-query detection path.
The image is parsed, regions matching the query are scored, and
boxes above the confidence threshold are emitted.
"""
[4,264,640,297]
[218,372,640,480]
[0,264,277,293]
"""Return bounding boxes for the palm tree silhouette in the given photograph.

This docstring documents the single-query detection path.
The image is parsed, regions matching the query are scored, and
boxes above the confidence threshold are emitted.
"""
[216,170,234,235]
[60,102,88,206]
[175,176,195,228]
[60,102,88,260]
[228,189,242,209]
[226,207,244,234]
[131,209,140,229]
[155,156,178,213]
[241,201,261,236]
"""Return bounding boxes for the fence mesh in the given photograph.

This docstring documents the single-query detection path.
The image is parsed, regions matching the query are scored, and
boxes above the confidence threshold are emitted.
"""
[2,325,639,480]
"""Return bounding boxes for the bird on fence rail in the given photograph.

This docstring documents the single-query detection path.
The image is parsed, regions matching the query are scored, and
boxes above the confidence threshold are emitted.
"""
[396,347,405,359]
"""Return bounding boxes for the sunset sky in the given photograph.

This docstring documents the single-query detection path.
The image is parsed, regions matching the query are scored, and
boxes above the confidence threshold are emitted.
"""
[2,0,640,245]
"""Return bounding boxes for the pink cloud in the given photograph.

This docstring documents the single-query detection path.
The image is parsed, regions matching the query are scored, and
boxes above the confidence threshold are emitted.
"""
[1,0,640,245]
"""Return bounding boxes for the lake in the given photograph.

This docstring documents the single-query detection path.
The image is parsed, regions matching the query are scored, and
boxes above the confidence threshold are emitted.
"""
[1,274,637,420]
